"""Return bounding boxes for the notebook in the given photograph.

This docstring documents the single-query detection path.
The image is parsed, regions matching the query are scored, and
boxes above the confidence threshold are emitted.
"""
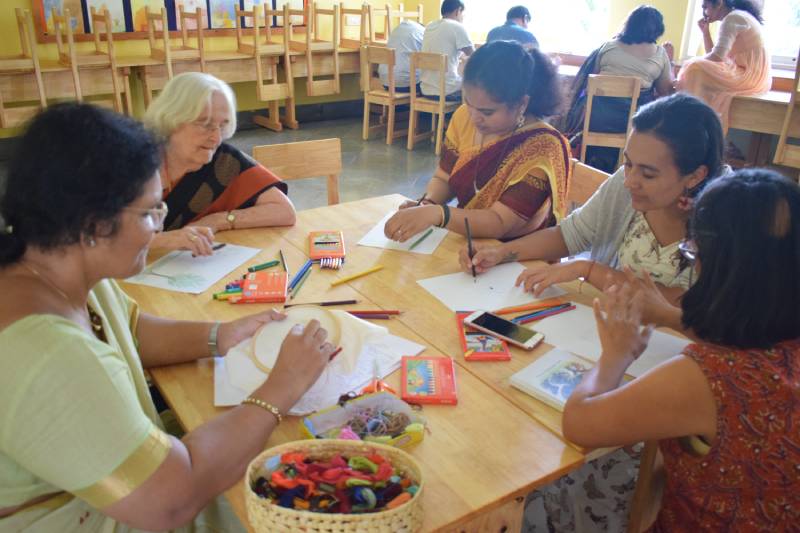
[229,271,288,303]
[509,348,594,411]
[309,230,346,260]
[455,311,512,361]
[401,356,458,405]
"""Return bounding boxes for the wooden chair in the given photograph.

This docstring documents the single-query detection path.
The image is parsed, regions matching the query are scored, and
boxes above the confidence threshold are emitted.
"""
[145,7,174,82]
[774,47,800,173]
[339,3,369,49]
[407,52,459,155]
[626,441,664,533]
[362,45,411,145]
[391,3,424,25]
[0,8,47,128]
[52,7,126,114]
[580,74,641,169]
[567,158,610,212]
[235,4,298,131]
[289,2,341,97]
[252,139,341,205]
[366,4,392,44]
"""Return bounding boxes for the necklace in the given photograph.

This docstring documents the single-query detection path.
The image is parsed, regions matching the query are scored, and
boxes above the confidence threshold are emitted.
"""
[472,121,524,195]
[21,262,105,339]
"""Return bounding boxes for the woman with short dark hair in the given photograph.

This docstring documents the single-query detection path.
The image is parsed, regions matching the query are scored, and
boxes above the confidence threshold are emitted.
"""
[563,168,800,531]
[385,40,570,242]
[0,104,332,531]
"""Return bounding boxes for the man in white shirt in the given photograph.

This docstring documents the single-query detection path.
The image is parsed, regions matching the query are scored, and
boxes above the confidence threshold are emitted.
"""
[379,20,425,92]
[420,0,474,100]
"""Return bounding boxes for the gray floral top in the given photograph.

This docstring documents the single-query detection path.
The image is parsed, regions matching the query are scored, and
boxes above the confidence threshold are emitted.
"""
[617,211,692,289]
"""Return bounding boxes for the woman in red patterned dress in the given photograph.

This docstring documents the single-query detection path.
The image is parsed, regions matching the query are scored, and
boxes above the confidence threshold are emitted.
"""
[562,168,800,531]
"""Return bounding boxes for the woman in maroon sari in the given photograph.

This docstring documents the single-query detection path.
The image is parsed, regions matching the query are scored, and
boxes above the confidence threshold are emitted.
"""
[144,73,295,256]
[384,41,570,242]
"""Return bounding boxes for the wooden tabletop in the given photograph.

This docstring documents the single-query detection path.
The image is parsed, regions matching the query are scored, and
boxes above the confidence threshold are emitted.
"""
[121,200,585,532]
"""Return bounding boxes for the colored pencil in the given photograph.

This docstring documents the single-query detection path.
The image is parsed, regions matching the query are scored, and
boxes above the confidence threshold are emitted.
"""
[416,194,426,206]
[511,303,573,323]
[465,218,476,283]
[288,259,313,290]
[279,249,288,273]
[345,310,401,315]
[329,347,343,361]
[248,259,280,273]
[350,313,391,320]
[408,228,434,251]
[515,305,576,325]
[212,243,227,251]
[330,265,384,287]
[289,268,312,299]
[284,299,358,308]
[493,298,567,316]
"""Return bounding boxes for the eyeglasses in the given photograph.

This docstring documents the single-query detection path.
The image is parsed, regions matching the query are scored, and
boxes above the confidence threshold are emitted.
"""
[190,119,227,136]
[678,238,699,262]
[124,201,169,231]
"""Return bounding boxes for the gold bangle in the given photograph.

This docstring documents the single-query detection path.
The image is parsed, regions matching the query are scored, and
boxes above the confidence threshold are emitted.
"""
[241,396,283,424]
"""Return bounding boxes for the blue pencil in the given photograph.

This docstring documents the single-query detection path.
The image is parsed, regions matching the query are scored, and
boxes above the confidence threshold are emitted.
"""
[288,259,313,290]
[512,303,573,323]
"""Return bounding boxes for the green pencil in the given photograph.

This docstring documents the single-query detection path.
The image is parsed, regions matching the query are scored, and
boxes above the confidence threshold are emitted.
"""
[289,268,312,299]
[408,228,434,251]
[248,259,280,273]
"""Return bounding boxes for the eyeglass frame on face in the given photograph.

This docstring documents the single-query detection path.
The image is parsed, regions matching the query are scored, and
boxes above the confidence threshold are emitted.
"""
[124,201,169,231]
[189,118,228,137]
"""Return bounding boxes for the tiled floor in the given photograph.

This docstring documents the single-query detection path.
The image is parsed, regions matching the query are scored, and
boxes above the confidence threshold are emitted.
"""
[229,117,438,211]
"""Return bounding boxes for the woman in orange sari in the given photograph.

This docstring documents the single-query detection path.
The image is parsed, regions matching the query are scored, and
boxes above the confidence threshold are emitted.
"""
[677,0,770,132]
[143,73,296,256]
[384,41,570,242]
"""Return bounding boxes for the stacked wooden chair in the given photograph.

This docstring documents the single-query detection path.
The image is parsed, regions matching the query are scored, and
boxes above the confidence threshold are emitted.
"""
[289,2,341,96]
[339,3,369,50]
[0,8,47,128]
[774,46,800,176]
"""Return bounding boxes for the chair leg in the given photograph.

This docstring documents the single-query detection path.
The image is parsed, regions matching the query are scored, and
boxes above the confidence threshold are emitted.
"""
[386,103,396,145]
[407,110,417,150]
[362,96,370,140]
[434,111,445,155]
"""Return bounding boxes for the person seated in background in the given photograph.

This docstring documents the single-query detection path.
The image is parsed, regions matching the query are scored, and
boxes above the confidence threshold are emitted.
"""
[385,41,569,243]
[420,0,474,101]
[486,6,539,49]
[0,103,333,532]
[677,0,770,132]
[563,168,800,532]
[379,19,425,93]
[561,5,674,172]
[143,72,296,257]
[463,93,724,305]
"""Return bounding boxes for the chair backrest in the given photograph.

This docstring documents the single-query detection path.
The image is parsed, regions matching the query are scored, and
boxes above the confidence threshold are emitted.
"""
[89,7,115,59]
[626,440,664,533]
[0,8,47,127]
[392,3,424,25]
[340,4,368,48]
[14,7,36,60]
[580,74,641,166]
[567,158,610,211]
[177,5,206,70]
[252,139,341,205]
[146,7,173,77]
[409,52,448,109]
[364,45,395,93]
[774,46,800,172]
[52,8,78,66]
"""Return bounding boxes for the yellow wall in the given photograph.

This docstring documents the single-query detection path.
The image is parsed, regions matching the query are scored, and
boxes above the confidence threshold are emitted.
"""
[408,0,690,51]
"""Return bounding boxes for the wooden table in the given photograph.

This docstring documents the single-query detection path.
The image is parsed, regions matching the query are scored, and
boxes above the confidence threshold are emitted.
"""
[121,206,585,533]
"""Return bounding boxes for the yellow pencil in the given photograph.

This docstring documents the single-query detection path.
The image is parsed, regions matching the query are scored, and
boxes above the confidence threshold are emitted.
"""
[330,265,384,287]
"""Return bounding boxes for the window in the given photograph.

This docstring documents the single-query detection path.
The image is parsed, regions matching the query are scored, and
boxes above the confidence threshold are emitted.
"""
[680,0,800,70]
[463,0,610,55]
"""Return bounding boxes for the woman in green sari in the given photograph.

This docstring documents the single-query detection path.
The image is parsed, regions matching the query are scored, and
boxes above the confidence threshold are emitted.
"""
[0,104,334,531]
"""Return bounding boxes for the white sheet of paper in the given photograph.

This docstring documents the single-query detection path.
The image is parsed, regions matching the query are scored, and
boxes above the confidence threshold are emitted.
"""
[417,262,566,312]
[533,303,691,378]
[358,212,449,255]
[125,244,259,294]
[216,334,426,415]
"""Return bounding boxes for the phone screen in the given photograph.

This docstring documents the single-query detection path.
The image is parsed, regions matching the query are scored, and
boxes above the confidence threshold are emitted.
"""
[470,312,538,344]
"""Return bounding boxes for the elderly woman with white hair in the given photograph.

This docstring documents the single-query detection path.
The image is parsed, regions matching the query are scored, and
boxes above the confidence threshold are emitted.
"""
[144,72,296,256]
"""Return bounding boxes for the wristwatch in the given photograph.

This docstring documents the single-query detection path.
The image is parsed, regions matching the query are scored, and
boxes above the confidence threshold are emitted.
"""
[226,210,236,230]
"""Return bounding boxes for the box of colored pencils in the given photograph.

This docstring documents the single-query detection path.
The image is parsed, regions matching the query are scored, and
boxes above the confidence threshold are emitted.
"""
[456,312,511,361]
[309,230,345,260]
[401,356,458,405]
[229,271,288,303]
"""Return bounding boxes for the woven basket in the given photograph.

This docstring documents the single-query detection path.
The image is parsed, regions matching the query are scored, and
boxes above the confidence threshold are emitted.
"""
[245,439,424,533]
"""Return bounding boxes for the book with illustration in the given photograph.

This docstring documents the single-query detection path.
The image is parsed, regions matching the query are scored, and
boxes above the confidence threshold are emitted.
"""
[509,348,594,411]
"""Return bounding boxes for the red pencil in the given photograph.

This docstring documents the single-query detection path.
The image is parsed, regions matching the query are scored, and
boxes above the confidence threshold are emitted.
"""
[329,347,343,361]
[516,305,576,325]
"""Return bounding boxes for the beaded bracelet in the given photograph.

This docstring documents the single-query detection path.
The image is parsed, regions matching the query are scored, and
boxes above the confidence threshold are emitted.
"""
[242,396,283,424]
[579,260,596,293]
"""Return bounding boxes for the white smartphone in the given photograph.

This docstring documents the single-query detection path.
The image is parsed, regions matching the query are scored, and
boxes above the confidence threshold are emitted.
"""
[463,311,544,350]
